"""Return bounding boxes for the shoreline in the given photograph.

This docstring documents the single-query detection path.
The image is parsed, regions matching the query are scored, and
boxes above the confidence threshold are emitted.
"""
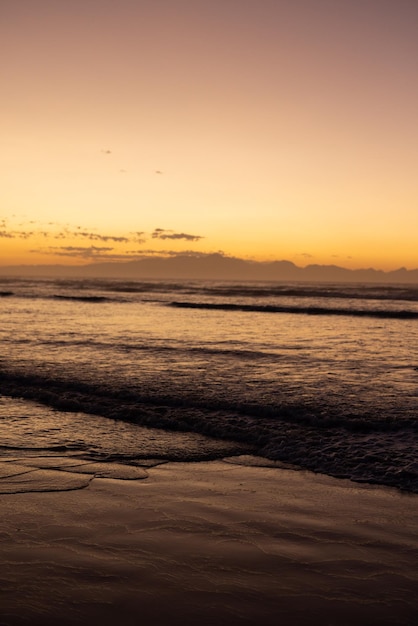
[1,460,417,625]
[2,390,417,495]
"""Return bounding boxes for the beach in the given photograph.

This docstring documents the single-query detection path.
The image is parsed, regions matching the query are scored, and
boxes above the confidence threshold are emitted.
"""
[1,459,417,626]
[1,278,417,624]
[2,0,418,622]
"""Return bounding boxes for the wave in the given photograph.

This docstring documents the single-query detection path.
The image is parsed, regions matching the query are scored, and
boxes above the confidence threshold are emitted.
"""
[0,291,124,304]
[51,294,114,303]
[168,301,418,319]
[2,277,418,304]
[0,443,87,453]
[183,284,418,302]
[1,368,417,434]
[116,342,281,361]
[1,368,417,492]
[2,336,286,360]
[60,279,418,302]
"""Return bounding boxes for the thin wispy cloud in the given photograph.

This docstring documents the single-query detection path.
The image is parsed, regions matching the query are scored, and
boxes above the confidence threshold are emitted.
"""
[69,231,130,243]
[127,249,222,258]
[0,229,35,239]
[130,232,147,244]
[152,228,203,241]
[38,246,115,259]
[34,246,171,262]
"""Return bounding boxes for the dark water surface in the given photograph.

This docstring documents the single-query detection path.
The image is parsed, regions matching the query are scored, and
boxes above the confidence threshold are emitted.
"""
[1,277,417,492]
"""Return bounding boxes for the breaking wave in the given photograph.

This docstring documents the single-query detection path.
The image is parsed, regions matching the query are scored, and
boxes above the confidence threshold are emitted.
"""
[1,368,417,493]
[168,301,418,319]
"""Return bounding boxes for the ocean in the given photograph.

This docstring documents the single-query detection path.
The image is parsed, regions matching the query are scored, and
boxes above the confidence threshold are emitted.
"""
[1,276,417,493]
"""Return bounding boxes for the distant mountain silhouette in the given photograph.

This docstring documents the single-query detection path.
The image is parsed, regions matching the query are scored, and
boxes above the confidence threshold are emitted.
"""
[1,253,418,283]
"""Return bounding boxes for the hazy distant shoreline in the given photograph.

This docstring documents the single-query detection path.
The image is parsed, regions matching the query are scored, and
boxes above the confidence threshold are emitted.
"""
[1,253,418,283]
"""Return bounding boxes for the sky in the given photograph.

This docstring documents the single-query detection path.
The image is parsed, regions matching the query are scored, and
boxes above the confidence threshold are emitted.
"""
[1,0,417,270]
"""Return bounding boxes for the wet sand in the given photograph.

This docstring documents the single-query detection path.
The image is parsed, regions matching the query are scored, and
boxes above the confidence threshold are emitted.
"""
[1,460,418,626]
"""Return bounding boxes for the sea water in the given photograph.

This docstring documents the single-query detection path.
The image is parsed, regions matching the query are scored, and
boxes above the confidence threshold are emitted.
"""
[0,277,417,492]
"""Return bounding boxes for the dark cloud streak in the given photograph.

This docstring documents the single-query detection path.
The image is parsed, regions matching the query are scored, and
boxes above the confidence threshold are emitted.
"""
[152,228,203,241]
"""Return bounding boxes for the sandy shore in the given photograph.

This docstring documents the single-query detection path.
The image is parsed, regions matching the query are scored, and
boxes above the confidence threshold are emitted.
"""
[1,459,418,626]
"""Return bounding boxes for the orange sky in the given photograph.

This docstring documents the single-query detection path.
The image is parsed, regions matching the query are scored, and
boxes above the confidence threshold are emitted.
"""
[1,0,417,270]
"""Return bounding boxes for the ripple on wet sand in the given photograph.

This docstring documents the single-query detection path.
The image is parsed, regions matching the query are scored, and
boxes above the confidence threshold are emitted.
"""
[0,458,148,494]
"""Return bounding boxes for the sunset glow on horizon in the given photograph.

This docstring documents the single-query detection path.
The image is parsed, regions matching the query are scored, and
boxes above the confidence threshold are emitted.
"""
[2,0,417,271]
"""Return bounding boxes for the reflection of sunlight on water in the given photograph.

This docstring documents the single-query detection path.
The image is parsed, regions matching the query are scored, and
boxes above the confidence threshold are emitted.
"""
[1,294,417,426]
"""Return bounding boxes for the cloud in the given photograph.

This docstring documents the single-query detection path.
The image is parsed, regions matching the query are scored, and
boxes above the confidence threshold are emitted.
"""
[30,245,224,263]
[31,246,166,262]
[36,245,114,259]
[0,218,66,240]
[0,217,205,247]
[73,231,130,243]
[130,231,147,244]
[125,249,222,258]
[152,228,203,241]
[11,226,129,244]
[2,216,207,261]
[0,228,35,239]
